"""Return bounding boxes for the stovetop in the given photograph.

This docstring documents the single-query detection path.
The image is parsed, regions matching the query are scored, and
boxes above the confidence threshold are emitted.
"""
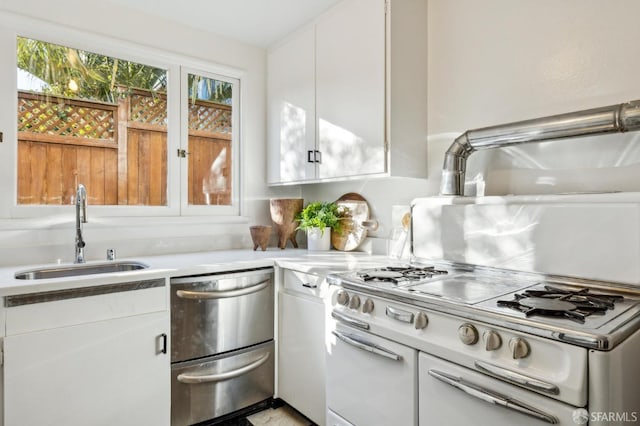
[327,263,640,349]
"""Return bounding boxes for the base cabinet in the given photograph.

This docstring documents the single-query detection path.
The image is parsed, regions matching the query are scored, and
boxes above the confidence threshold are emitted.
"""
[2,280,170,426]
[278,273,326,425]
[3,311,169,426]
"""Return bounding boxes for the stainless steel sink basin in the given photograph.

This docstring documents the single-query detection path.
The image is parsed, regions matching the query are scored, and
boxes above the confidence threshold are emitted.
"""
[15,261,149,280]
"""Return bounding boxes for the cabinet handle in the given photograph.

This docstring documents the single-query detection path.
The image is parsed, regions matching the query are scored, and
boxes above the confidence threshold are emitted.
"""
[302,282,318,289]
[157,333,167,355]
[306,150,322,163]
[176,278,270,299]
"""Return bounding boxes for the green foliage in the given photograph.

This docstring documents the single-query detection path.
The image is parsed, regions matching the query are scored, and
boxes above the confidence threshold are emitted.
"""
[187,74,233,105]
[296,201,347,235]
[17,37,235,106]
[17,37,168,103]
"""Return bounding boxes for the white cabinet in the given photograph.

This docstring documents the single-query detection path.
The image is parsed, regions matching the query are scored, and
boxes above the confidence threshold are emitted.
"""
[277,269,327,425]
[267,0,429,184]
[316,0,386,179]
[267,25,316,184]
[2,279,170,426]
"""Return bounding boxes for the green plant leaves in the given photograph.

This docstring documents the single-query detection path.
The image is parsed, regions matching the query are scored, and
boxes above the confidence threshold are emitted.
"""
[295,201,347,234]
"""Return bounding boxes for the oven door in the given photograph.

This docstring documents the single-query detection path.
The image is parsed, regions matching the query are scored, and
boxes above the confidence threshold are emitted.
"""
[327,321,417,426]
[419,352,578,425]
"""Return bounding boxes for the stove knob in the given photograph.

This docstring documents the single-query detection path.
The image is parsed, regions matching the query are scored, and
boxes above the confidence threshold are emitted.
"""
[336,290,350,306]
[483,330,502,351]
[349,295,361,310]
[415,312,429,330]
[362,298,375,314]
[458,323,479,345]
[509,337,530,359]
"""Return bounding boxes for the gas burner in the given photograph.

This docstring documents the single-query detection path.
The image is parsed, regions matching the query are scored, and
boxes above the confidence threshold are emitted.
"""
[497,285,624,323]
[358,266,448,284]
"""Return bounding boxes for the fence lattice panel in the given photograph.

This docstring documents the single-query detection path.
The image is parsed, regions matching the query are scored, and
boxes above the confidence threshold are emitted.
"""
[189,102,232,135]
[18,93,115,140]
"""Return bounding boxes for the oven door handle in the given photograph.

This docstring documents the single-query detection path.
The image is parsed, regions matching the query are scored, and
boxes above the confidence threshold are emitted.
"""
[331,310,370,330]
[176,352,270,384]
[332,330,402,361]
[175,278,270,299]
[428,369,558,424]
[475,360,560,395]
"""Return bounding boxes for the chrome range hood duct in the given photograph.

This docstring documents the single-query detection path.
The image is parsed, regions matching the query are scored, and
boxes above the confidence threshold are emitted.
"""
[440,100,640,196]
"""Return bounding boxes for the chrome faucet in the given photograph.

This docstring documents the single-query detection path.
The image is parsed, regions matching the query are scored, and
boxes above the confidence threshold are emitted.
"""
[75,184,87,263]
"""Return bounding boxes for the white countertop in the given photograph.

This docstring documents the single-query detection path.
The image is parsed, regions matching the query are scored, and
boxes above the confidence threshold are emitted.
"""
[0,249,392,296]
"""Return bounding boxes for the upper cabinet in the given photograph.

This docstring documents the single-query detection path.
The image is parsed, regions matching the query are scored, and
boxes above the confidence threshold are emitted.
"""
[267,0,428,185]
[267,25,316,183]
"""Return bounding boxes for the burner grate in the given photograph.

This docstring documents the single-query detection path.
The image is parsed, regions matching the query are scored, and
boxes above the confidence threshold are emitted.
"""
[358,266,448,284]
[497,285,624,323]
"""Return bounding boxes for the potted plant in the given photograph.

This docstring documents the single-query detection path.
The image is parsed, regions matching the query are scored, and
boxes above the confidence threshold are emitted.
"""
[296,201,346,251]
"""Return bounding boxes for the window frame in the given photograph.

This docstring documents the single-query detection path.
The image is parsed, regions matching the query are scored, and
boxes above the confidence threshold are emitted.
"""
[180,67,241,216]
[1,15,244,219]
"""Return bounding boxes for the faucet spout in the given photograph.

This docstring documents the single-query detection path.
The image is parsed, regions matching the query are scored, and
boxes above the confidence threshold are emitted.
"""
[75,183,87,263]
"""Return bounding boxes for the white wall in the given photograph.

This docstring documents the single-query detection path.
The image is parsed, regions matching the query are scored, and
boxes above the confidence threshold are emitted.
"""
[303,0,640,243]
[0,0,300,266]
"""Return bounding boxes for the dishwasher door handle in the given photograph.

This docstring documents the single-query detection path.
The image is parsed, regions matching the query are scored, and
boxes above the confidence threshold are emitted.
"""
[176,278,270,299]
[332,330,402,361]
[177,352,270,384]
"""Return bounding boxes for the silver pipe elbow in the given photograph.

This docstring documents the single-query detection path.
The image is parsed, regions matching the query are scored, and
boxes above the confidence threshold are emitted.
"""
[440,133,474,196]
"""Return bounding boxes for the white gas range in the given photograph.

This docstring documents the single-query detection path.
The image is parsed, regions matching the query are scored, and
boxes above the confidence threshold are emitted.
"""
[325,194,640,426]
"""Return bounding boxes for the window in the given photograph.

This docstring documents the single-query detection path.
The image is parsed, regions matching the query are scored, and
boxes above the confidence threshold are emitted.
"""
[184,72,236,207]
[14,35,240,216]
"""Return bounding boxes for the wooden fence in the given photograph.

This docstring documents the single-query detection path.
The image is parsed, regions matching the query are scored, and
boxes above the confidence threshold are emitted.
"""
[17,89,232,206]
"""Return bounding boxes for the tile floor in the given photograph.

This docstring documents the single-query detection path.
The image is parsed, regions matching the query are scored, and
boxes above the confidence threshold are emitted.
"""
[215,404,314,426]
[246,405,313,426]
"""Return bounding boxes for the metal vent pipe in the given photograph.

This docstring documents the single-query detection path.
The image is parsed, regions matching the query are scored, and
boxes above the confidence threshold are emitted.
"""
[440,100,640,196]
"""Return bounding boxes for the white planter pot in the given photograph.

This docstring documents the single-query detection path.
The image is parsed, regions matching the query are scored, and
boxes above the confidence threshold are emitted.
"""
[307,227,331,251]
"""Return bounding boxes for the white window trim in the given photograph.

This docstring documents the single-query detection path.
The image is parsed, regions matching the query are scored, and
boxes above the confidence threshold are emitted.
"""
[0,11,245,220]
[180,67,241,216]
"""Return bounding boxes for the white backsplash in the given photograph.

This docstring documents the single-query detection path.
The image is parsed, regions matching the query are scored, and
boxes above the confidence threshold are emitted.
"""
[411,193,640,285]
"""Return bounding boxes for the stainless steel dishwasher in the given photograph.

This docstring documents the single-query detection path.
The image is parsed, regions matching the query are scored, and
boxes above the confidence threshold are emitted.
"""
[170,267,274,425]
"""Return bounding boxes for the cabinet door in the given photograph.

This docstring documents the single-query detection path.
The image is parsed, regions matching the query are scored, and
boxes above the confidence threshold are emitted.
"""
[267,25,316,184]
[4,311,170,426]
[316,0,386,179]
[278,292,326,425]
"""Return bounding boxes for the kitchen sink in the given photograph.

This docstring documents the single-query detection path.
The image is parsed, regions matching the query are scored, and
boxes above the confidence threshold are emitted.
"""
[14,261,149,280]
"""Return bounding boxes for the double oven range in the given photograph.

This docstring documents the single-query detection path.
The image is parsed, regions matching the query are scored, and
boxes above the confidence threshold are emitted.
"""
[326,196,640,426]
